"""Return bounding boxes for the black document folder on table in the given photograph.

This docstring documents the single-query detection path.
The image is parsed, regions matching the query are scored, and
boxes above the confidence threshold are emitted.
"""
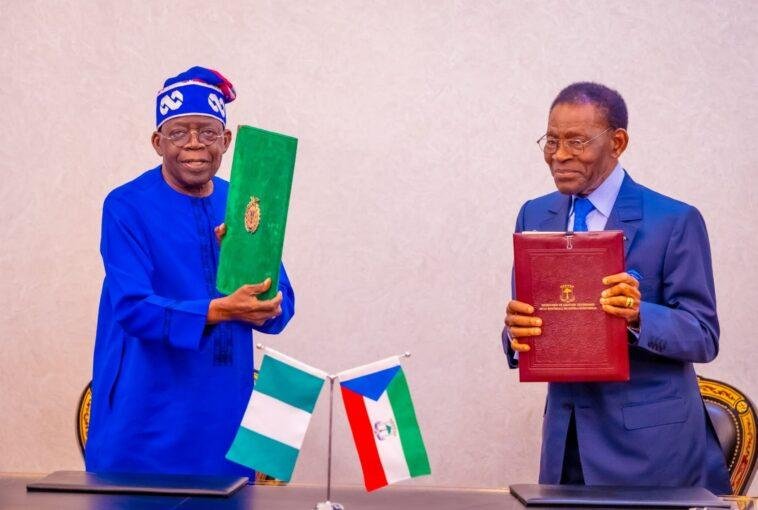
[26,470,248,497]
[509,484,729,508]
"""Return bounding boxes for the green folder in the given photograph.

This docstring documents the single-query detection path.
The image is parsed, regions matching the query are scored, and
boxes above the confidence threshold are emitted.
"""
[216,125,298,300]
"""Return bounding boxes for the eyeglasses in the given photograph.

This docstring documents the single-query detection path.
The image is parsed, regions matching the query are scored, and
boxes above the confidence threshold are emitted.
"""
[537,127,613,155]
[159,128,224,147]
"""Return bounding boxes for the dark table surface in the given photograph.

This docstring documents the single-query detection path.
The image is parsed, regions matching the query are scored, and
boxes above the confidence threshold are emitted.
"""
[2,473,755,510]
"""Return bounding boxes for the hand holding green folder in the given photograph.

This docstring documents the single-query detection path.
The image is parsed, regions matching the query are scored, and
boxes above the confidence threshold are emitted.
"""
[217,125,297,300]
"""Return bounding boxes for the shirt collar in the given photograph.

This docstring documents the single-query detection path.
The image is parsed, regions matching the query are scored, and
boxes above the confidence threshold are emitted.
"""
[574,162,625,218]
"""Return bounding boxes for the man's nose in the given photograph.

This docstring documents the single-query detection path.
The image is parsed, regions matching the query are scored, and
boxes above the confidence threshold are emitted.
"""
[553,141,573,161]
[185,130,204,148]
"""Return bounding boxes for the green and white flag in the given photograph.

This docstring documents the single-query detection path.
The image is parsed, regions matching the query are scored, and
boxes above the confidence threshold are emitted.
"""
[226,346,326,481]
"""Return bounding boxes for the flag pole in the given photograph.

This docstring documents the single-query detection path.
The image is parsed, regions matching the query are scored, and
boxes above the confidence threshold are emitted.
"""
[327,375,335,503]
[315,375,343,510]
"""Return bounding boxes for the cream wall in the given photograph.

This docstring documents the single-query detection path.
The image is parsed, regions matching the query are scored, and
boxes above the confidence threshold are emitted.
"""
[1,0,756,495]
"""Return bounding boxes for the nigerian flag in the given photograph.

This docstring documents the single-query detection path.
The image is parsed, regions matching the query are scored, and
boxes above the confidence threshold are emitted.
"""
[226,347,326,481]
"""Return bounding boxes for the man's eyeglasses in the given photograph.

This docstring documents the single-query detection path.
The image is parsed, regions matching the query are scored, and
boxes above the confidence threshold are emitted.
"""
[159,128,224,148]
[537,127,613,155]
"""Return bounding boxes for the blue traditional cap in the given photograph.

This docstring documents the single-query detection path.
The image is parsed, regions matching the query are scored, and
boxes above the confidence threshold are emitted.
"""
[155,66,236,128]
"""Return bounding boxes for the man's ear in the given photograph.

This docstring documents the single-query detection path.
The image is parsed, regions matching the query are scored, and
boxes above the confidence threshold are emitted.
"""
[612,128,629,158]
[151,131,164,157]
[220,128,232,154]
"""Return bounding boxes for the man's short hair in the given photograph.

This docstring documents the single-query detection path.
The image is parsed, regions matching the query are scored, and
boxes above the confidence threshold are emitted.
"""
[551,82,628,130]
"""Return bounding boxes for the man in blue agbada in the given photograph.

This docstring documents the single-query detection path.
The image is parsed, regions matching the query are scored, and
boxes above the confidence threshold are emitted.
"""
[86,67,295,477]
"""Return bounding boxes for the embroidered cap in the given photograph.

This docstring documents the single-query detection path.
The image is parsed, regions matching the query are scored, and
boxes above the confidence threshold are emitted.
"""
[155,66,236,129]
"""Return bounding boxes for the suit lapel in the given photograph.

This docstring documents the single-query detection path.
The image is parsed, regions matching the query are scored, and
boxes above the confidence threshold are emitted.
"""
[605,172,643,258]
[538,193,571,231]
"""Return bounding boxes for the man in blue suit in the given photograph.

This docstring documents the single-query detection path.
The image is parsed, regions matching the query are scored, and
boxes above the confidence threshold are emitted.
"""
[503,82,731,494]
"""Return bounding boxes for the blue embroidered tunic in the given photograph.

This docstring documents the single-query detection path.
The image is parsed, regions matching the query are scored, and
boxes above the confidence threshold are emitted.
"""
[86,166,294,476]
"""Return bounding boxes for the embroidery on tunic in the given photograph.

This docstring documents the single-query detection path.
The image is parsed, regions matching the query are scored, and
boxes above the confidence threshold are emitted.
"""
[213,325,234,366]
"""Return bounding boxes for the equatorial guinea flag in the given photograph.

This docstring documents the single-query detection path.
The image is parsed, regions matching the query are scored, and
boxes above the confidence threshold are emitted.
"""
[338,357,431,491]
[226,347,327,481]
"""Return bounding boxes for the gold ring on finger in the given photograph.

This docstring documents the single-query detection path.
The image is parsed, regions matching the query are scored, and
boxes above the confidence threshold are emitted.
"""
[625,297,634,308]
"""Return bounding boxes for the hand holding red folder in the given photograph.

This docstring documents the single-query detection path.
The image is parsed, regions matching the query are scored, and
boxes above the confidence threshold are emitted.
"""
[599,272,641,326]
[505,271,641,353]
[504,300,540,353]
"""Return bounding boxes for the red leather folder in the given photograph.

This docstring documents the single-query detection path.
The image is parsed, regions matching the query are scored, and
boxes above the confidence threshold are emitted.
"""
[513,231,629,382]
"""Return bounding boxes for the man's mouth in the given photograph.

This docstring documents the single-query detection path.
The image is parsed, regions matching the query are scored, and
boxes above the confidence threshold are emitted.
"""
[180,159,210,167]
[552,168,580,177]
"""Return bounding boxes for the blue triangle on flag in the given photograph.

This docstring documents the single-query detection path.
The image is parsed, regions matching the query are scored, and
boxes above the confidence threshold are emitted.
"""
[341,365,400,401]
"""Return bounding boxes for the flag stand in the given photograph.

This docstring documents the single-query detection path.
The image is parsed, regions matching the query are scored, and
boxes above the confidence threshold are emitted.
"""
[244,345,424,506]
[314,375,344,510]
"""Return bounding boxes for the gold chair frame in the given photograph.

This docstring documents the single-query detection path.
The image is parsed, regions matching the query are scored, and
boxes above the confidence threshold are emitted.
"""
[699,375,757,495]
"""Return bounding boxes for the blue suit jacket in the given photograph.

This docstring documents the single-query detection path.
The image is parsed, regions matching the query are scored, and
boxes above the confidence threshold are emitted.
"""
[504,172,731,493]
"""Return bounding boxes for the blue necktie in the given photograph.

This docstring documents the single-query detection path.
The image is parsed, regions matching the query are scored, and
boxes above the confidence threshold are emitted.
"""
[572,197,595,232]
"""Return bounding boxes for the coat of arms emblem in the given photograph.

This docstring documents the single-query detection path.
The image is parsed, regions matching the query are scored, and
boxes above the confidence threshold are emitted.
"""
[560,284,575,303]
[373,419,397,441]
[244,196,261,233]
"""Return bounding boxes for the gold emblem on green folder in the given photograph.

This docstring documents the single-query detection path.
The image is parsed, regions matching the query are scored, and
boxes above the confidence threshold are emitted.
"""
[244,196,261,233]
